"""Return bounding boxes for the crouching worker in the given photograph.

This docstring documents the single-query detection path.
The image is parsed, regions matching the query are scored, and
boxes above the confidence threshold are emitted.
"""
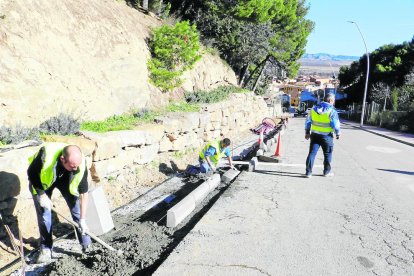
[27,143,91,263]
[199,138,234,173]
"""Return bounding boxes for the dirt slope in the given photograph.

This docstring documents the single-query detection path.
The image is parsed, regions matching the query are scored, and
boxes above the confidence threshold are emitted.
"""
[0,0,237,127]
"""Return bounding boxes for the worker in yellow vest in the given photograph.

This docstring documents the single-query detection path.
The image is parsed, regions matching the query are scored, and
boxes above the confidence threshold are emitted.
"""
[199,138,234,173]
[27,143,91,263]
[304,93,341,178]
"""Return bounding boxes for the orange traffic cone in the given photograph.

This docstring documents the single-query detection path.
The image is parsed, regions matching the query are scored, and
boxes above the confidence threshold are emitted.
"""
[258,128,264,147]
[273,132,281,157]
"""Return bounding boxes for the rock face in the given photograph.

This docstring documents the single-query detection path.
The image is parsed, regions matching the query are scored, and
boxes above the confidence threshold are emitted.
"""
[0,0,237,127]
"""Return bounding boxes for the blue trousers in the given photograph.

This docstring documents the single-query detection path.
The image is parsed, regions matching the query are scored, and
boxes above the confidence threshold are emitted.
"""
[31,184,91,250]
[199,158,212,173]
[305,133,334,175]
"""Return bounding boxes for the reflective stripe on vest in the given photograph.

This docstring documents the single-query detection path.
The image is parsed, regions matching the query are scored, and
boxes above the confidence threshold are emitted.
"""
[310,108,333,135]
[199,139,223,166]
[28,142,86,196]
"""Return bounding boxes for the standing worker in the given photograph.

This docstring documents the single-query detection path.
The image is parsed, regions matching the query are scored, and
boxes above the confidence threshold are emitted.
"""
[305,93,341,178]
[27,143,91,263]
[199,138,234,173]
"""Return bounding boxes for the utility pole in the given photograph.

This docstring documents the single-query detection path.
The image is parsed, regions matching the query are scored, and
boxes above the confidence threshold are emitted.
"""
[348,21,370,127]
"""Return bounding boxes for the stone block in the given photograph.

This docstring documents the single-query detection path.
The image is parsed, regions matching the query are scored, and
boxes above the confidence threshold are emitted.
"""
[42,135,96,157]
[81,131,122,161]
[166,195,195,228]
[0,147,38,201]
[108,130,146,147]
[159,135,173,152]
[156,112,200,133]
[221,168,241,184]
[86,186,114,236]
[210,110,222,122]
[199,112,210,129]
[133,144,159,165]
[166,174,220,228]
[134,124,165,144]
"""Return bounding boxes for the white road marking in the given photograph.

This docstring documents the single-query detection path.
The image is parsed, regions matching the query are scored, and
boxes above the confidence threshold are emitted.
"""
[366,145,401,154]
[257,163,323,168]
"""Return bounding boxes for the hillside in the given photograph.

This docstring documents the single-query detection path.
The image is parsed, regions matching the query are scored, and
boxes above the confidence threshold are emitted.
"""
[0,0,237,127]
[299,53,358,76]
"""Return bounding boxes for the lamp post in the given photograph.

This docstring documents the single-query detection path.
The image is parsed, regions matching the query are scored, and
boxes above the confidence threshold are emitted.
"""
[348,21,370,127]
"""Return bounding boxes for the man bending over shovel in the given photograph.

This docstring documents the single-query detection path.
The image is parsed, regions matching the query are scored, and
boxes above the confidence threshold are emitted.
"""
[27,143,91,263]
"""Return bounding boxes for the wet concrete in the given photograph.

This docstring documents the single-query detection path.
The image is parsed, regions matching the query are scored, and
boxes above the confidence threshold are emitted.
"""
[24,173,234,276]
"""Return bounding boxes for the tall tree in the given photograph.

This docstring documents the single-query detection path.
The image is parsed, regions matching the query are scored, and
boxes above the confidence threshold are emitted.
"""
[168,0,313,86]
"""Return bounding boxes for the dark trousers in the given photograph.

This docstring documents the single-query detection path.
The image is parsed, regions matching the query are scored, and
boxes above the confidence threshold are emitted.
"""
[305,133,334,175]
[31,184,91,250]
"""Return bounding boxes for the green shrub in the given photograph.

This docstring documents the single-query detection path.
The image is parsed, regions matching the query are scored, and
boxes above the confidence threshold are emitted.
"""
[148,21,202,91]
[39,113,80,135]
[184,85,249,104]
[165,102,200,112]
[0,125,41,145]
[368,111,407,130]
[400,111,414,133]
[81,115,138,132]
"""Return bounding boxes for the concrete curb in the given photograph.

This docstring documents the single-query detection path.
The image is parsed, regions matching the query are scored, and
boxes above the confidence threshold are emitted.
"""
[166,174,221,228]
[342,122,414,147]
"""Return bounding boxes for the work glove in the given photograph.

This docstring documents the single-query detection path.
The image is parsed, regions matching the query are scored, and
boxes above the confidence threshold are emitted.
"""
[305,134,310,140]
[210,165,217,173]
[79,219,89,235]
[38,194,53,210]
[336,135,340,140]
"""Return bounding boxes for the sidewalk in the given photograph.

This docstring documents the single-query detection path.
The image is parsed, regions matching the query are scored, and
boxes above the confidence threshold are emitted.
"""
[341,119,414,147]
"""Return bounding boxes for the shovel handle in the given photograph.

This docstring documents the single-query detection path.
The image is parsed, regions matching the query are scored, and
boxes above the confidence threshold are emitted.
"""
[51,207,117,252]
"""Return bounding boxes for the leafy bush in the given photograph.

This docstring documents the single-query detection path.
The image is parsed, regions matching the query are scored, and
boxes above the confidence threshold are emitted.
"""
[368,111,407,130]
[0,125,41,145]
[184,85,249,104]
[400,111,414,133]
[148,21,202,91]
[39,113,80,135]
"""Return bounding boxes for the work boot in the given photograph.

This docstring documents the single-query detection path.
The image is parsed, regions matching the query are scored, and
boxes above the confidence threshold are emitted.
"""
[323,172,334,177]
[35,248,52,264]
[305,173,312,178]
[82,244,91,254]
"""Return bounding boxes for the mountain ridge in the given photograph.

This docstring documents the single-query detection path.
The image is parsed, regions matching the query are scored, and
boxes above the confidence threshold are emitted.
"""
[302,53,359,61]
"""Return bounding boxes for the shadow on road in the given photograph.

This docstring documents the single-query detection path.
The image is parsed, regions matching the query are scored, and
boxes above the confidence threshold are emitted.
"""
[255,170,307,178]
[377,168,414,175]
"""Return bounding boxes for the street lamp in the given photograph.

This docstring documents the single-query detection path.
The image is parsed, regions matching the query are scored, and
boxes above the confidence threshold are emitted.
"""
[348,20,370,127]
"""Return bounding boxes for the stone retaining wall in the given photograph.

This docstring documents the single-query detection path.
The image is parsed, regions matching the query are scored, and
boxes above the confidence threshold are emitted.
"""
[0,93,268,255]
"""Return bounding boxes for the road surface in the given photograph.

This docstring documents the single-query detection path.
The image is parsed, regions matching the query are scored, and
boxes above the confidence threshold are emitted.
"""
[154,117,414,276]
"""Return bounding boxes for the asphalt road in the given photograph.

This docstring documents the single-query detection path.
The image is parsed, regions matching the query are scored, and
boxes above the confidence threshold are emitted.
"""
[154,118,414,276]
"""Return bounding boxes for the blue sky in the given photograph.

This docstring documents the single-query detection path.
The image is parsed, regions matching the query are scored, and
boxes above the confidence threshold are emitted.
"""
[305,0,414,57]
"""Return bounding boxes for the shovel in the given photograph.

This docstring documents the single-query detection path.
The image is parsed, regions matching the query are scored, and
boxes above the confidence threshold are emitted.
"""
[51,207,123,255]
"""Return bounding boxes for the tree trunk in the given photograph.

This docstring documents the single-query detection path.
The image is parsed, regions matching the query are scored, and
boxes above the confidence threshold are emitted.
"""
[239,64,249,87]
[143,0,149,10]
[244,55,270,89]
[253,62,266,93]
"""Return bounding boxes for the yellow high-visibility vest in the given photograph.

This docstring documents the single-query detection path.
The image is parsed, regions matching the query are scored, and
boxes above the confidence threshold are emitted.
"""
[199,139,224,166]
[28,143,86,196]
[310,108,333,135]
